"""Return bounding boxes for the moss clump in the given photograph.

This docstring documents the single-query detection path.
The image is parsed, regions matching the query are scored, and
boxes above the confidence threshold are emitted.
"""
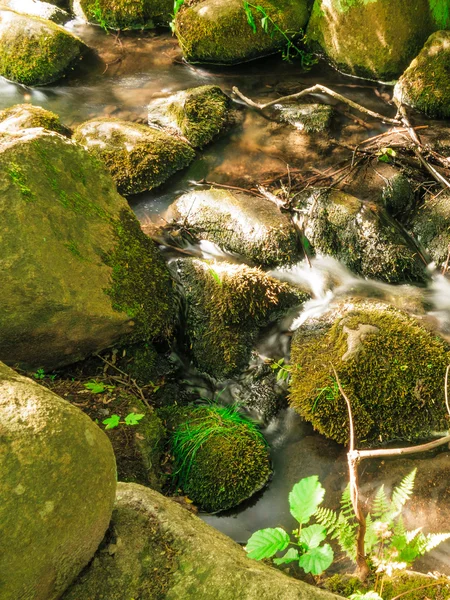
[409,190,450,268]
[289,302,450,445]
[0,8,85,86]
[394,30,450,119]
[171,404,271,512]
[79,0,173,29]
[277,103,334,132]
[149,85,232,149]
[176,258,307,378]
[0,104,71,136]
[306,0,435,81]
[297,188,426,283]
[105,209,176,342]
[74,118,195,195]
[381,173,415,217]
[174,0,310,65]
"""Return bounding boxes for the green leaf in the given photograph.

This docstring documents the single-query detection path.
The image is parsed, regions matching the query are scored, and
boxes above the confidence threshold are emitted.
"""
[300,524,327,549]
[84,381,106,394]
[124,413,145,426]
[102,415,121,430]
[245,527,290,560]
[273,548,299,565]
[289,475,325,524]
[298,543,333,575]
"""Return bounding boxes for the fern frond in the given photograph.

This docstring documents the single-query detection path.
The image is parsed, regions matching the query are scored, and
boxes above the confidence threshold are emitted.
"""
[315,506,338,536]
[393,514,406,537]
[364,513,379,555]
[336,513,358,561]
[372,484,389,521]
[391,469,416,513]
[424,532,450,552]
[340,485,356,520]
[405,527,422,544]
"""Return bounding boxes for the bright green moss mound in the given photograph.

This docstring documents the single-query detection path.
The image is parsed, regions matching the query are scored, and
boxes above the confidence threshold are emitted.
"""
[175,0,310,65]
[395,31,450,119]
[79,0,172,29]
[176,258,307,378]
[0,8,85,86]
[171,404,271,512]
[0,104,71,136]
[74,118,195,195]
[289,302,450,446]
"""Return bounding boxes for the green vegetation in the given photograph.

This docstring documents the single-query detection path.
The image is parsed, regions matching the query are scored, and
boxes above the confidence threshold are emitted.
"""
[103,412,145,429]
[80,0,173,29]
[171,403,271,512]
[84,380,116,394]
[7,163,35,202]
[0,104,71,136]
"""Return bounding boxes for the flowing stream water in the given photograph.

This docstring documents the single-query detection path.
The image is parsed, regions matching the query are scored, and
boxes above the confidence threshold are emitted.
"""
[4,19,450,576]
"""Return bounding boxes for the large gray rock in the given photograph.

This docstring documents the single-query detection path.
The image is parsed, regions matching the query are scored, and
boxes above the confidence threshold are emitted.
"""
[0,128,175,370]
[62,482,343,600]
[0,362,116,600]
[0,8,86,86]
[167,188,301,267]
[0,0,70,24]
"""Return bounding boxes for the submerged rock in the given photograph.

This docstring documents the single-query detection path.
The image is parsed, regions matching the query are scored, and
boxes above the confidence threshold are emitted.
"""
[175,259,307,378]
[1,0,70,24]
[75,0,173,29]
[289,301,450,445]
[0,8,86,86]
[174,0,311,64]
[148,85,234,148]
[167,188,301,266]
[277,103,334,132]
[394,30,450,119]
[0,103,71,136]
[409,190,450,268]
[61,482,342,600]
[0,128,174,370]
[297,188,426,283]
[74,118,195,195]
[306,0,438,81]
[0,362,116,600]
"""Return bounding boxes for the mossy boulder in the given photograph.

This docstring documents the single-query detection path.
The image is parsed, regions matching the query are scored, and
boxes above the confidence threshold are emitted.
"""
[0,361,116,600]
[0,103,71,136]
[297,187,426,283]
[62,483,342,600]
[1,0,70,23]
[76,0,173,29]
[168,188,301,266]
[0,8,86,86]
[306,0,438,81]
[277,103,334,132]
[174,0,311,65]
[289,301,450,446]
[148,85,233,149]
[74,118,195,196]
[171,404,271,512]
[381,172,416,218]
[175,258,307,378]
[408,190,450,268]
[394,30,450,119]
[0,128,174,370]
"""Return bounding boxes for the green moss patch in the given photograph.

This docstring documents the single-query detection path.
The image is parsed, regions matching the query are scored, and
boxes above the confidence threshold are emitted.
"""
[409,190,450,268]
[0,103,71,136]
[79,0,173,29]
[289,302,450,445]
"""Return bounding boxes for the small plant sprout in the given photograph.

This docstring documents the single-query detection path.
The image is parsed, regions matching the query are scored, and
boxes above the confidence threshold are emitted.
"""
[102,413,145,430]
[84,380,115,394]
[170,0,184,32]
[269,358,292,383]
[33,368,46,380]
[245,475,334,576]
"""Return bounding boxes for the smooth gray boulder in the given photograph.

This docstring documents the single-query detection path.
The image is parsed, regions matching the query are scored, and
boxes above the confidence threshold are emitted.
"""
[1,0,70,24]
[0,361,117,600]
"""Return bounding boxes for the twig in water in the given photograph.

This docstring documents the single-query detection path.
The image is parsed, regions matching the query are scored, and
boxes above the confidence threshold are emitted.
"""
[443,244,450,276]
[194,179,264,198]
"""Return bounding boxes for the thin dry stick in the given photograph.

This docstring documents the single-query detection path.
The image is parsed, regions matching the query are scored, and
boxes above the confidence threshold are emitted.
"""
[194,179,264,198]
[391,580,450,600]
[95,354,152,411]
[232,84,401,125]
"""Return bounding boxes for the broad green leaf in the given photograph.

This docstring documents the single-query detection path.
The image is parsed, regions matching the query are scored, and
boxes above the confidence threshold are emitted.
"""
[273,548,299,565]
[298,543,333,575]
[300,524,327,549]
[289,475,325,524]
[245,527,290,560]
[124,413,145,426]
[103,415,120,430]
[84,381,106,394]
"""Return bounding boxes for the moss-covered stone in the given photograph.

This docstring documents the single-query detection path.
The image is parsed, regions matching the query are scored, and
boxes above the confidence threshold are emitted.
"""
[394,30,450,119]
[277,102,334,132]
[0,361,116,600]
[0,128,174,370]
[0,8,86,86]
[0,103,71,136]
[175,258,307,378]
[381,172,416,217]
[306,0,437,81]
[174,0,311,64]
[409,189,450,268]
[62,483,342,600]
[74,118,195,195]
[289,301,450,446]
[1,0,70,24]
[170,404,271,512]
[77,0,173,29]
[297,187,426,283]
[148,85,233,148]
[168,188,301,266]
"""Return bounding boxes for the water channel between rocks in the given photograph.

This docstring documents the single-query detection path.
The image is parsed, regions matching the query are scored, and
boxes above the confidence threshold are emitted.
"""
[4,20,450,576]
